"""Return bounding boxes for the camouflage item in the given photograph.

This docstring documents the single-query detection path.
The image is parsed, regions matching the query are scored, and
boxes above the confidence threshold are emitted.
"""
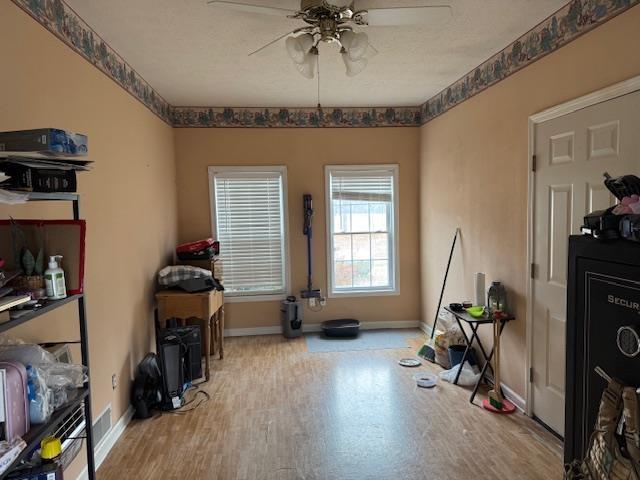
[565,379,640,480]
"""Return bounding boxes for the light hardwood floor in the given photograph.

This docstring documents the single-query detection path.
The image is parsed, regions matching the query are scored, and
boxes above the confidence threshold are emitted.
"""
[98,331,563,480]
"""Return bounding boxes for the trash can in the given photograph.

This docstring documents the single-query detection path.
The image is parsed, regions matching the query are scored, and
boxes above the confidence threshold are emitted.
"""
[280,297,303,339]
[448,345,477,368]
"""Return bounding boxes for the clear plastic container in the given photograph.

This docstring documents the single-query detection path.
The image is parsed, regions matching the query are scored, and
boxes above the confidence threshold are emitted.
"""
[487,281,508,315]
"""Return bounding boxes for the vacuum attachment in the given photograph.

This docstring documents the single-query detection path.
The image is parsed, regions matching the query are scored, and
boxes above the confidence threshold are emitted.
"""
[582,173,640,240]
[603,172,640,200]
[620,215,640,243]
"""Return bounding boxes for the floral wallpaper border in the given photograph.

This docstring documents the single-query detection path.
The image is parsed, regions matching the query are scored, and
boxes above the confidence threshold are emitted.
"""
[10,0,639,128]
[171,106,422,128]
[420,0,639,123]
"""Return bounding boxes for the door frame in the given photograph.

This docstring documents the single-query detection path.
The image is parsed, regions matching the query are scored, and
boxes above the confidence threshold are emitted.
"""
[524,74,640,417]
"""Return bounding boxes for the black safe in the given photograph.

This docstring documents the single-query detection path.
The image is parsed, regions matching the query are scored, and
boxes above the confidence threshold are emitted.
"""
[565,235,640,464]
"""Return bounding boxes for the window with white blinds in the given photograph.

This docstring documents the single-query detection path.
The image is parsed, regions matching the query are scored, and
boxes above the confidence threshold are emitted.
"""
[326,165,399,296]
[209,167,289,299]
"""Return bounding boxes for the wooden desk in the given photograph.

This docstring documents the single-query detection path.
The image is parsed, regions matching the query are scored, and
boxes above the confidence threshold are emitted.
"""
[155,289,224,381]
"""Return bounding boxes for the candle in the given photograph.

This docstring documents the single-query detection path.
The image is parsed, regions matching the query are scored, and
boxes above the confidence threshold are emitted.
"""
[474,272,486,307]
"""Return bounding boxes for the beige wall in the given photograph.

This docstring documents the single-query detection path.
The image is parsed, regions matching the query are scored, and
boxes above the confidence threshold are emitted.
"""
[174,128,421,329]
[419,5,640,398]
[3,0,639,474]
[0,2,177,476]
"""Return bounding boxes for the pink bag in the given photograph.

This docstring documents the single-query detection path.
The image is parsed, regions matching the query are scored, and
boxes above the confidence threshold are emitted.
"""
[0,361,30,440]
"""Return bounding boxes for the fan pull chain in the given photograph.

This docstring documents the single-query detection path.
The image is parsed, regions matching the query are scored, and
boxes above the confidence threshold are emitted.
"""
[316,52,321,110]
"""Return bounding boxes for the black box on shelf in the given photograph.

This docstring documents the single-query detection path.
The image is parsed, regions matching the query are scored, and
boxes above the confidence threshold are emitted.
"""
[6,462,63,479]
[0,129,87,156]
[0,163,76,192]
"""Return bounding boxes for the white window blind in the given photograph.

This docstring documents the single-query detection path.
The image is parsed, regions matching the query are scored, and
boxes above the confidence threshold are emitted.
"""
[212,168,288,298]
[326,165,399,296]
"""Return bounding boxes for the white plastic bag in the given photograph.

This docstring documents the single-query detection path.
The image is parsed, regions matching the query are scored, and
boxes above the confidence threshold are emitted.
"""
[433,308,465,368]
[439,362,481,387]
[26,364,53,424]
[0,341,88,408]
[436,307,456,332]
[36,363,87,408]
[0,344,57,365]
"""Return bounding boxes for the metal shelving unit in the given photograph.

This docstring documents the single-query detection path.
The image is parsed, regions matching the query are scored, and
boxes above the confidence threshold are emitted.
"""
[0,195,95,479]
[0,295,83,335]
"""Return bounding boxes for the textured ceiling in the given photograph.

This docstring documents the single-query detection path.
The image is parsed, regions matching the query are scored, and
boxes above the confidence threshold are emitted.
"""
[65,0,568,108]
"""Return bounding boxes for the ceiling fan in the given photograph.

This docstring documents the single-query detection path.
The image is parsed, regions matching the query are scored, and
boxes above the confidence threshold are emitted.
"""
[207,1,452,78]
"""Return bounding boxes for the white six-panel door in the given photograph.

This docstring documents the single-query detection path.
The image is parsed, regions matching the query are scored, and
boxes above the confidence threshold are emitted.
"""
[532,90,640,435]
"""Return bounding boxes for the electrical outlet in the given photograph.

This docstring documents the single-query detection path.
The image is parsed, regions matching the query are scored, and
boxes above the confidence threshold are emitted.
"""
[111,374,117,390]
[309,297,317,307]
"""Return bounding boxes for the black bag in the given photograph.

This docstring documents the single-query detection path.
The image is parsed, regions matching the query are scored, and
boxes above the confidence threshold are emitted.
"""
[131,353,162,419]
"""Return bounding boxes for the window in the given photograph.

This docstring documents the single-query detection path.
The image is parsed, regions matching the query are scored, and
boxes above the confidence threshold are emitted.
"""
[326,165,399,297]
[209,166,289,301]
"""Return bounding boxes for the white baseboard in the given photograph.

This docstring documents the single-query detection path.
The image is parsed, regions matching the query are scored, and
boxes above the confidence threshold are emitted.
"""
[76,405,134,480]
[472,368,527,413]
[501,383,526,413]
[224,320,421,337]
[419,322,433,337]
[352,320,420,330]
[224,325,282,337]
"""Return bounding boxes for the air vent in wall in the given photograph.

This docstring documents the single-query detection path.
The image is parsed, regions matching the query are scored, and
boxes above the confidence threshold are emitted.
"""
[92,405,112,447]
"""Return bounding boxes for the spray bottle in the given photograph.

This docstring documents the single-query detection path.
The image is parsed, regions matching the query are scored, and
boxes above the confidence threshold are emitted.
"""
[44,255,67,300]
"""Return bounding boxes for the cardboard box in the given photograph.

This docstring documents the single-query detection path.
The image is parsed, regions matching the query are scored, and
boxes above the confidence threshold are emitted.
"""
[0,163,76,192]
[0,129,88,156]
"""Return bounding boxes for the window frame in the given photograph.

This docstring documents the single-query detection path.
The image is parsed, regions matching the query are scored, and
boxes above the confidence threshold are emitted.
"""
[325,164,400,298]
[208,165,291,303]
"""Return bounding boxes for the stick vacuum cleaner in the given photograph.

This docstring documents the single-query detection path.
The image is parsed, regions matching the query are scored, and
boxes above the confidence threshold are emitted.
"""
[301,194,322,300]
[301,194,360,337]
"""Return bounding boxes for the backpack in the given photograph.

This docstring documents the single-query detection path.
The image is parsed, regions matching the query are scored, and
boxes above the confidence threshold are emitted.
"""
[566,378,640,480]
[131,353,162,419]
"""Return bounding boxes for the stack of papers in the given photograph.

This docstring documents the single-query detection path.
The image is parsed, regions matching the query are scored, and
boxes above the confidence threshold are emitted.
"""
[0,152,92,171]
[0,295,30,313]
[0,189,28,204]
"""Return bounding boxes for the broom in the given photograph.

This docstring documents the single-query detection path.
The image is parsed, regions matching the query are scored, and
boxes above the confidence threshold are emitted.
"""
[488,314,504,410]
[417,338,437,362]
[418,228,460,362]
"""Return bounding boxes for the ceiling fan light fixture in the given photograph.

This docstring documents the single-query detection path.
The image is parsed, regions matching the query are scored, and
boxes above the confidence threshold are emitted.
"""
[341,48,367,77]
[285,33,315,64]
[339,30,369,61]
[214,0,455,80]
[295,46,318,79]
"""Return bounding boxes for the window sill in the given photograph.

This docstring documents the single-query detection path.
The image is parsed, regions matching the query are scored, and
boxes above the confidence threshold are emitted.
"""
[224,294,288,304]
[328,288,400,299]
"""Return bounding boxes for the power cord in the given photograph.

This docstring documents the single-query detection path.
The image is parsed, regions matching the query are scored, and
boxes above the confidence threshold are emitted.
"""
[165,384,211,415]
[307,299,324,312]
[150,383,216,420]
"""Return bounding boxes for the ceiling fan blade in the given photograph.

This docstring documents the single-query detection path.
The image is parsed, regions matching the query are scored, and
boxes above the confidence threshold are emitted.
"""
[248,28,310,56]
[360,5,452,26]
[207,0,296,16]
